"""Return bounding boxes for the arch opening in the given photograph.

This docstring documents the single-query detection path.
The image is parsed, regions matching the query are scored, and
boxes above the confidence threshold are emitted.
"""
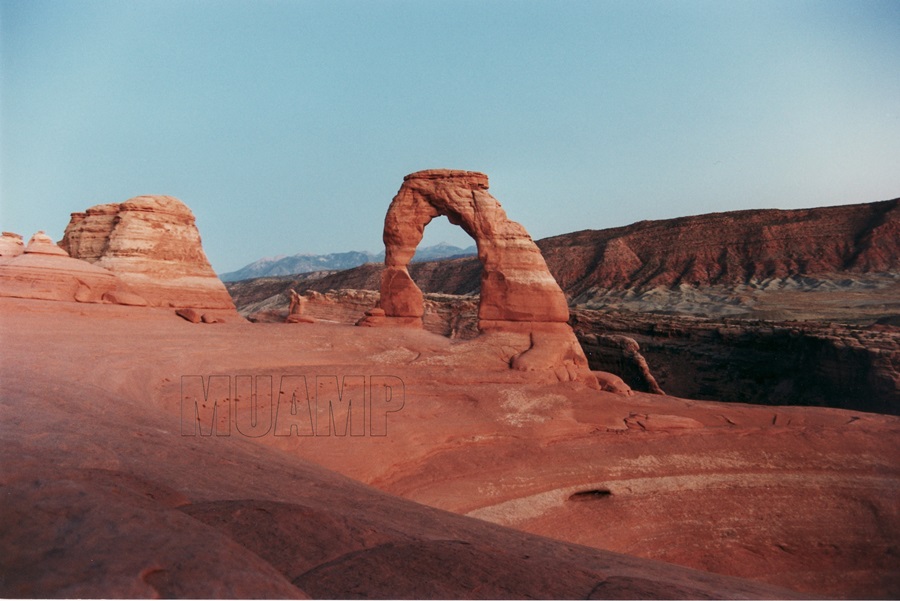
[375,169,570,328]
[358,169,598,387]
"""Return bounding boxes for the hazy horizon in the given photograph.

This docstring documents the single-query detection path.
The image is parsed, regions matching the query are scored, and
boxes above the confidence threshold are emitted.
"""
[2,0,899,273]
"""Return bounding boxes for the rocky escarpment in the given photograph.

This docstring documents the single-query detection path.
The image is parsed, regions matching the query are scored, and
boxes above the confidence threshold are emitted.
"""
[573,309,900,415]
[60,196,236,311]
[540,197,900,299]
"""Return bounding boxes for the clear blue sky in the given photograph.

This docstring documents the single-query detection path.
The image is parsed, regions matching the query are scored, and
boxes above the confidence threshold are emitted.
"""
[2,0,899,273]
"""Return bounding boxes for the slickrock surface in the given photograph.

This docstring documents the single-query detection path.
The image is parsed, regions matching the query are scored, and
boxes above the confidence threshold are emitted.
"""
[60,196,236,311]
[3,296,898,598]
[0,297,813,600]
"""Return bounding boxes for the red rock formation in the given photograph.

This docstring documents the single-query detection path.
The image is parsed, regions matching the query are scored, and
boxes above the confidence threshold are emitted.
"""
[0,232,24,257]
[368,169,594,386]
[379,170,568,325]
[0,232,127,304]
[25,231,69,256]
[539,198,900,298]
[284,289,316,323]
[60,196,236,311]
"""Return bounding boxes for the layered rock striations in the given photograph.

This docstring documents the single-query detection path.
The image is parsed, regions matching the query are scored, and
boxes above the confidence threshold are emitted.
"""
[377,170,568,325]
[0,232,129,304]
[60,196,235,311]
[574,309,900,414]
[539,197,900,300]
[366,169,595,386]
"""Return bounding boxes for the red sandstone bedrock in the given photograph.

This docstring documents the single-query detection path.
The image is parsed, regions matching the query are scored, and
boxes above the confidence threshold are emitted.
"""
[0,299,802,600]
[2,297,897,599]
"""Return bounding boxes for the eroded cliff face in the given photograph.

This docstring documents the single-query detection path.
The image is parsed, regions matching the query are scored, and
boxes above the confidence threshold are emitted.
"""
[573,310,900,415]
[60,196,235,310]
[539,198,900,299]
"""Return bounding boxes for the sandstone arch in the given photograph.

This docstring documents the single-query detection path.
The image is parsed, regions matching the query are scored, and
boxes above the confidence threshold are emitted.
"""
[365,169,596,387]
[379,169,569,326]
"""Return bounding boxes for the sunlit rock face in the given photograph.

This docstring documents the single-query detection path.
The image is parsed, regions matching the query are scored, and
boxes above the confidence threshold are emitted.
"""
[60,196,236,311]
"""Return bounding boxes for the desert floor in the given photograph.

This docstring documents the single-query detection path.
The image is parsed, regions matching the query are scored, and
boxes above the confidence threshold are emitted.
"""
[2,297,897,598]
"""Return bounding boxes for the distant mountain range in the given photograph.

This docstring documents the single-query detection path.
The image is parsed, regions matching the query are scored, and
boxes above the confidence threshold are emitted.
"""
[220,242,476,282]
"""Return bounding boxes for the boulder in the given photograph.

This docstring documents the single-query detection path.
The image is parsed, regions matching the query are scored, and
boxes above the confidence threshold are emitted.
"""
[175,308,202,323]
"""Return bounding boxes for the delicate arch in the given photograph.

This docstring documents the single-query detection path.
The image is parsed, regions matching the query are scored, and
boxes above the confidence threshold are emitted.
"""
[378,169,569,328]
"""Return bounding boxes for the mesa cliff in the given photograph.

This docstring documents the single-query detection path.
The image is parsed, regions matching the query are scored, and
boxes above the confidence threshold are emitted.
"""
[542,197,899,297]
